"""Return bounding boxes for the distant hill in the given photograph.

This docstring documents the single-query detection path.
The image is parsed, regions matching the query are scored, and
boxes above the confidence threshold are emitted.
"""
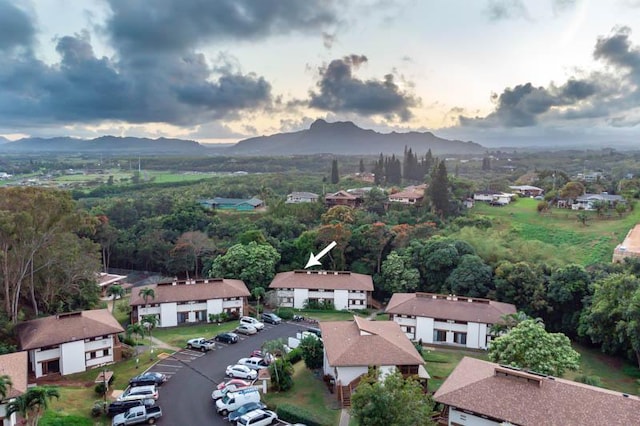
[227,119,485,156]
[0,136,206,154]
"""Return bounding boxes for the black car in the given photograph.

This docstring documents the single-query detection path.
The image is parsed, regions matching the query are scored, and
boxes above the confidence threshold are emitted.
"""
[214,332,239,344]
[129,372,167,387]
[228,401,267,423]
[261,312,282,325]
[107,398,155,417]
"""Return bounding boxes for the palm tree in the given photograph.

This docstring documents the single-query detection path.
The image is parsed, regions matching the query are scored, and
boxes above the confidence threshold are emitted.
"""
[106,284,125,313]
[138,287,155,307]
[491,311,542,335]
[127,323,145,366]
[7,386,59,426]
[0,374,12,400]
[252,287,266,318]
[141,315,159,359]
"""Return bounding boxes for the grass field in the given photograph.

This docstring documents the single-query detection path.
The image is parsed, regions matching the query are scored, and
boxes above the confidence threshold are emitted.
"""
[262,362,341,426]
[470,198,640,264]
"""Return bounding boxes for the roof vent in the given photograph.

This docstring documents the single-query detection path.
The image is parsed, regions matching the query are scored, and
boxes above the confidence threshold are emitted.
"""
[623,393,630,398]
[57,311,82,319]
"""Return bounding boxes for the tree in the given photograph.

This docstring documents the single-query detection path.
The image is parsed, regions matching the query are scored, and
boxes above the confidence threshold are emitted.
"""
[263,339,294,391]
[138,287,155,306]
[576,211,589,226]
[106,284,125,313]
[427,159,450,218]
[208,242,280,290]
[331,159,340,184]
[494,261,548,317]
[488,319,580,376]
[252,287,266,317]
[0,374,12,400]
[359,159,365,173]
[380,252,420,293]
[579,273,640,367]
[171,231,215,278]
[351,370,435,426]
[445,254,492,298]
[141,315,159,359]
[489,311,538,335]
[299,335,324,370]
[6,386,60,426]
[559,181,585,200]
[126,323,145,364]
[546,264,591,335]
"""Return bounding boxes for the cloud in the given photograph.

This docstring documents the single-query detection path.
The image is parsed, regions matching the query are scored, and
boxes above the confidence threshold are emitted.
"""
[0,0,35,51]
[308,55,419,121]
[105,0,339,54]
[322,32,336,49]
[484,0,529,21]
[552,0,577,14]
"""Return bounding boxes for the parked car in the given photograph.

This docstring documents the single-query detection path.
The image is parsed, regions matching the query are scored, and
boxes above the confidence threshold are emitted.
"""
[260,312,282,325]
[116,385,158,402]
[128,372,167,387]
[237,357,269,370]
[111,404,162,426]
[227,401,267,423]
[235,324,258,335]
[107,399,155,417]
[225,364,258,380]
[239,316,265,331]
[186,337,216,352]
[211,382,252,400]
[216,378,252,391]
[216,388,261,416]
[215,332,240,344]
[236,409,278,426]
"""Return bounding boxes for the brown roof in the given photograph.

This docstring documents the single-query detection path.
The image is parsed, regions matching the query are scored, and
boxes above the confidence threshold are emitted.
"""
[386,293,516,324]
[434,357,640,426]
[389,189,424,200]
[16,309,124,351]
[269,270,373,291]
[129,278,250,306]
[320,316,424,367]
[325,190,358,200]
[0,351,28,400]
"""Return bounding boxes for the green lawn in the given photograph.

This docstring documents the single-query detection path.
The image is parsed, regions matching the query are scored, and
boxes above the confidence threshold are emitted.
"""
[471,198,640,264]
[422,347,489,392]
[262,362,341,426]
[152,321,238,348]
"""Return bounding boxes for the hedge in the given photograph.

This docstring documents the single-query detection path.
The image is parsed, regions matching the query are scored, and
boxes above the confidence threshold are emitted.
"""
[276,403,325,426]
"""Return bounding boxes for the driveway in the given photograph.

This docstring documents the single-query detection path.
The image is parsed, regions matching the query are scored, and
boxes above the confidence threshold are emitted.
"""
[146,321,303,425]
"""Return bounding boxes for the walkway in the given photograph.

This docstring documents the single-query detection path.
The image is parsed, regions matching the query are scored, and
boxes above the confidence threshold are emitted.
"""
[339,408,351,426]
[149,335,181,352]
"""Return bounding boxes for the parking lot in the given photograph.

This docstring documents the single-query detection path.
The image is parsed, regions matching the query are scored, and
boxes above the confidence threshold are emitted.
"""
[140,321,305,425]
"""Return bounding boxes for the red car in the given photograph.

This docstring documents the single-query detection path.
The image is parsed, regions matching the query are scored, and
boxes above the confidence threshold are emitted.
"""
[216,378,251,391]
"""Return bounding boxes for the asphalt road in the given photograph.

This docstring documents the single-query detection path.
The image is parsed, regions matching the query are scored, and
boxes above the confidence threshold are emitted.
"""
[147,321,305,425]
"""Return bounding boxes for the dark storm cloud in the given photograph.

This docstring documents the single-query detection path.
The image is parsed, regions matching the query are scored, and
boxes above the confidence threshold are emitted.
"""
[105,0,338,54]
[309,55,418,121]
[594,26,640,73]
[0,0,35,51]
[0,32,272,127]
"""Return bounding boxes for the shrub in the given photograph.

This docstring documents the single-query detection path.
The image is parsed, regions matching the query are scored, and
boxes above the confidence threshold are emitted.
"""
[94,382,107,396]
[286,347,302,364]
[622,365,640,378]
[276,403,324,426]
[220,311,230,322]
[575,375,603,387]
[276,307,294,320]
[91,402,104,417]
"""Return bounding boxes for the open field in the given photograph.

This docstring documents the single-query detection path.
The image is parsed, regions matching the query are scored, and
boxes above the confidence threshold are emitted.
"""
[471,198,640,264]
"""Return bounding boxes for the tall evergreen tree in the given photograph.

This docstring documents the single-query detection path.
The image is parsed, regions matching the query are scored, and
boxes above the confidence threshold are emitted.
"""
[359,158,365,173]
[428,159,450,218]
[330,159,339,184]
[372,154,384,185]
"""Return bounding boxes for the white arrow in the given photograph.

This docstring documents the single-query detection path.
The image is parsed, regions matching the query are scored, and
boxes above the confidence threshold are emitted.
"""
[305,241,337,269]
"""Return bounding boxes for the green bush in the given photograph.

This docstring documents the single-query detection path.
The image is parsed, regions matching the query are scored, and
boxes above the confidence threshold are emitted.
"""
[575,375,603,387]
[276,403,324,426]
[622,365,640,378]
[94,382,107,396]
[286,347,302,364]
[91,401,104,417]
[276,307,294,320]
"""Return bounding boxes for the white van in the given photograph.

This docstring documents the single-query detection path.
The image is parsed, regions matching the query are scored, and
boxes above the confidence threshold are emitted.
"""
[239,316,264,331]
[215,388,260,416]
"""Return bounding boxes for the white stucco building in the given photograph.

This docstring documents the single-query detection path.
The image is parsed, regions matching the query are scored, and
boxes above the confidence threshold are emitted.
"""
[129,278,250,328]
[286,192,319,203]
[434,357,640,426]
[320,316,428,407]
[0,352,27,426]
[269,270,373,310]
[385,293,516,350]
[16,310,124,379]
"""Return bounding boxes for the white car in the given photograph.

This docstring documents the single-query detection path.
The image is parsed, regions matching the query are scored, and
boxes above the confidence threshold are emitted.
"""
[226,364,258,380]
[236,324,258,335]
[237,409,278,426]
[239,316,265,331]
[116,385,158,402]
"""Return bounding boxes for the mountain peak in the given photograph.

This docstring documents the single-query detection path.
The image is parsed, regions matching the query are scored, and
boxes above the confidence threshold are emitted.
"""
[309,119,358,132]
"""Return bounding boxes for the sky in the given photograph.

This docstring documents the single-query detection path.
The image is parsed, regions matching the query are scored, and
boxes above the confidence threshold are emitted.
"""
[2,0,640,148]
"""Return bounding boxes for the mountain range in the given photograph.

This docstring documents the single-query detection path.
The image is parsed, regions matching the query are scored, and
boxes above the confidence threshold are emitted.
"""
[0,120,485,156]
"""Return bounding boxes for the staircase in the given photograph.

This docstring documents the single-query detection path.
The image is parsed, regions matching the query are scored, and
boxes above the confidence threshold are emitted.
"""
[370,298,384,310]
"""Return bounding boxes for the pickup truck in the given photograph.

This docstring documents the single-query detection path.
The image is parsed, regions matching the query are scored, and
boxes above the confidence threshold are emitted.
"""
[112,405,162,426]
[186,337,215,352]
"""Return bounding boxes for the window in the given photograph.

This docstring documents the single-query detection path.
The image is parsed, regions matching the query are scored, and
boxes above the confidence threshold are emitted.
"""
[454,332,467,345]
[90,351,97,359]
[433,330,446,342]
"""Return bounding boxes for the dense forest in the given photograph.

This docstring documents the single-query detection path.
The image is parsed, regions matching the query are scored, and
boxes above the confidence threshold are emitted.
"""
[2,148,640,367]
